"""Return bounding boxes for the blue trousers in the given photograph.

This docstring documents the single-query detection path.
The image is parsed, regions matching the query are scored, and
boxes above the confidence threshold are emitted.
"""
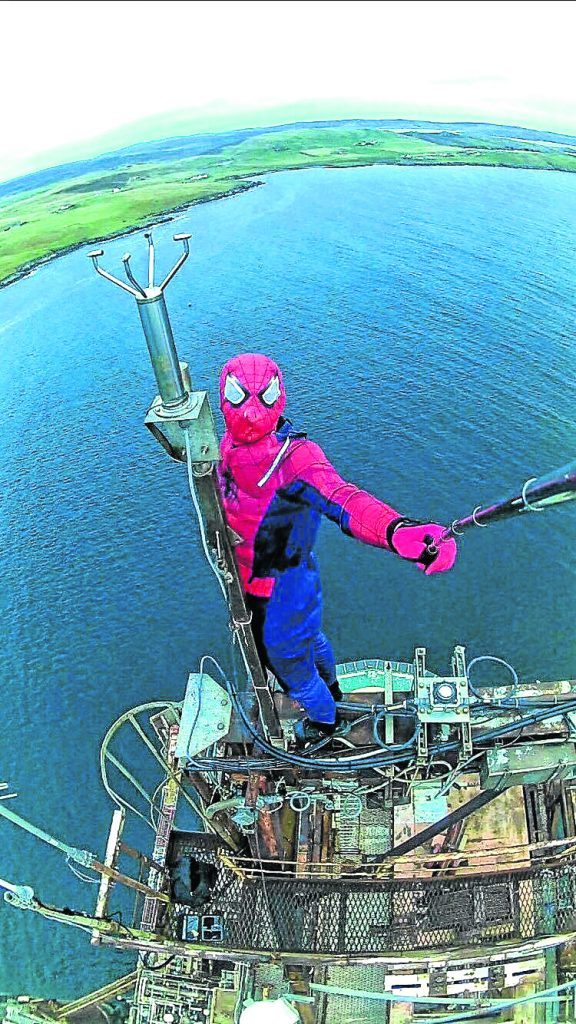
[247,558,337,724]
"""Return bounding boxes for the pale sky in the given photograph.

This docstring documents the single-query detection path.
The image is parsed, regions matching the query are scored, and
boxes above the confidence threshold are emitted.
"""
[2,0,576,182]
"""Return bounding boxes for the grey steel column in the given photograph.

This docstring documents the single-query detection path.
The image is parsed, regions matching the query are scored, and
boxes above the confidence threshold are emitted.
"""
[89,234,282,739]
[136,288,187,407]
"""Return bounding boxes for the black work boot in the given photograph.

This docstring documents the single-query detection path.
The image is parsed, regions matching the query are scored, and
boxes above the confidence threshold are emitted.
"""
[329,680,343,702]
[294,718,336,748]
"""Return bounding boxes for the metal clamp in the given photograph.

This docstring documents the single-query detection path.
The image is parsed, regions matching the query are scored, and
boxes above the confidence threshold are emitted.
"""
[521,476,545,512]
[472,505,488,527]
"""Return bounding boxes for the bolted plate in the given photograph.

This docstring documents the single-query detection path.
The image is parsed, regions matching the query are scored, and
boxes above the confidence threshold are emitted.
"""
[413,780,449,824]
[175,672,232,760]
[145,389,220,463]
[481,741,576,788]
[417,674,470,723]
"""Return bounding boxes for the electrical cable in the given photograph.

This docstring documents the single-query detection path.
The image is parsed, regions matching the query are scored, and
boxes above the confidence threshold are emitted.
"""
[65,856,100,885]
[471,700,576,744]
[338,700,416,716]
[106,908,137,940]
[180,643,576,775]
[372,709,420,750]
[226,639,420,772]
[466,655,519,700]
[184,683,576,776]
[435,751,486,796]
[141,952,177,971]
[333,736,391,786]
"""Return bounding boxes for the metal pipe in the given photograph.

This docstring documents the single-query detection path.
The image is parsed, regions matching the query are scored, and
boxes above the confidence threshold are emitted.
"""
[144,232,155,288]
[122,254,146,297]
[544,945,560,1024]
[159,233,191,290]
[425,458,576,559]
[135,290,188,407]
[88,250,141,297]
[376,787,503,864]
[310,980,576,1015]
[0,800,95,866]
[445,459,576,539]
[0,878,35,903]
[89,237,192,408]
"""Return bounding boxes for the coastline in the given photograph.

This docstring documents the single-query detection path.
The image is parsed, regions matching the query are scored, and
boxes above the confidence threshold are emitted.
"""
[2,139,576,1007]
[2,149,576,292]
[0,180,263,291]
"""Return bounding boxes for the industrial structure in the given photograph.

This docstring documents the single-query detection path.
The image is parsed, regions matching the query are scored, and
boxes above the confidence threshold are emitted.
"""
[2,235,576,1024]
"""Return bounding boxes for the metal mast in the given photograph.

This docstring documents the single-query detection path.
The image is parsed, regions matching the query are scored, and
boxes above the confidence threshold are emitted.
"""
[88,235,281,739]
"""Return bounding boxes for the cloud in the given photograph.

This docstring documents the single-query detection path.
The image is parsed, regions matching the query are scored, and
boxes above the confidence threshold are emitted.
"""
[1,0,575,180]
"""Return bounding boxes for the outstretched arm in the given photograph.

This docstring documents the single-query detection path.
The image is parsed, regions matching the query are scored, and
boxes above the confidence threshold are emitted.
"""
[281,440,402,547]
[280,440,457,574]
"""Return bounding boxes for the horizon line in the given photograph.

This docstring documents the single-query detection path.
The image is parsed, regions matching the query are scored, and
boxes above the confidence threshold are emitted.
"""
[3,108,576,189]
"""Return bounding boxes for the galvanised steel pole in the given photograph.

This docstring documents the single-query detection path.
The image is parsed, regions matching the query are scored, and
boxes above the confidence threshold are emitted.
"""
[88,234,282,739]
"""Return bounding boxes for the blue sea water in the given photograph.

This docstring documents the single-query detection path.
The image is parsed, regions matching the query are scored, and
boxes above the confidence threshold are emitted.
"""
[0,165,575,998]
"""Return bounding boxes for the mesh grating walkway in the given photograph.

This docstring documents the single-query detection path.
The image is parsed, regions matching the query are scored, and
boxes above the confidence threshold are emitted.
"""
[162,840,576,955]
[322,965,389,1024]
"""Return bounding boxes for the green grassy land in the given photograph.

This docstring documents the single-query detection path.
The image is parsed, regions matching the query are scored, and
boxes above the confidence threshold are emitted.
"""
[2,126,576,287]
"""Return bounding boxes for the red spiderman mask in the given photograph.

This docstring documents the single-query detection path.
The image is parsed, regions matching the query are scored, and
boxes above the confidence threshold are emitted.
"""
[219,353,286,444]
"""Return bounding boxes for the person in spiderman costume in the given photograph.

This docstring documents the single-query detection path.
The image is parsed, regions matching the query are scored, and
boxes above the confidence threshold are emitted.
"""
[218,353,457,746]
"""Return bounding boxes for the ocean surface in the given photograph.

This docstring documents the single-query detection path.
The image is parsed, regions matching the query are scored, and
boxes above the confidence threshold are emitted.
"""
[0,165,575,998]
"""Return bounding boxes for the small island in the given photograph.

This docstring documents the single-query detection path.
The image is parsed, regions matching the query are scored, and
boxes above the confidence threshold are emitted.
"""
[2,120,576,288]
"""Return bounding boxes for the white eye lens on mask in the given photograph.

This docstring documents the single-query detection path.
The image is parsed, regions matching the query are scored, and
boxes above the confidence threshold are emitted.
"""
[260,375,281,407]
[224,374,248,406]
